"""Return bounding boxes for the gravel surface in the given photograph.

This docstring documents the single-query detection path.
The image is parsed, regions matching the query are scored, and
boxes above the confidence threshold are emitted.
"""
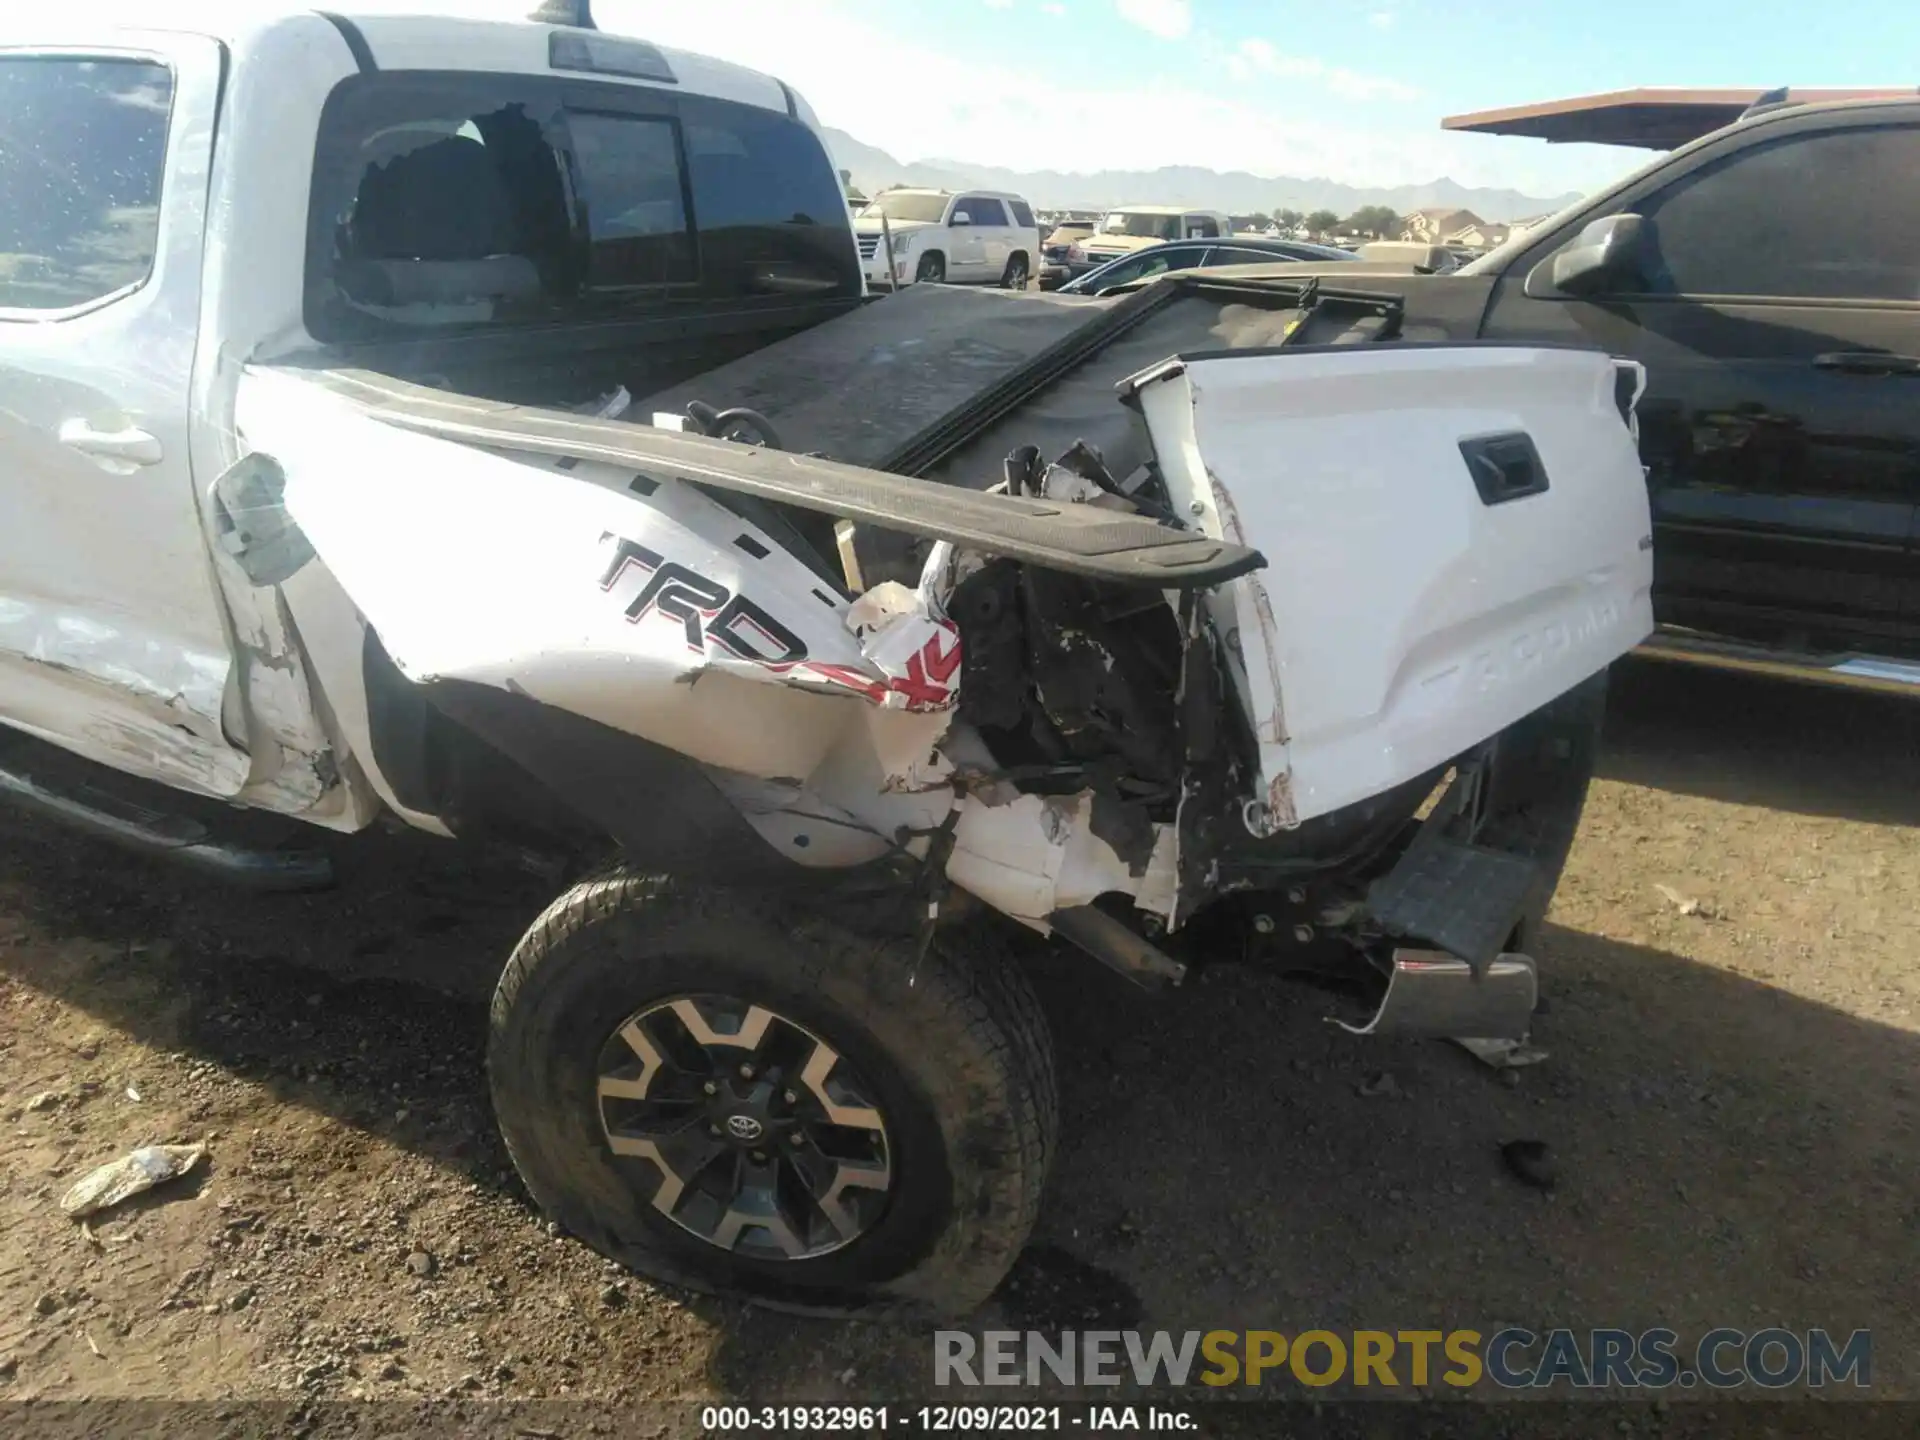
[0,662,1915,1413]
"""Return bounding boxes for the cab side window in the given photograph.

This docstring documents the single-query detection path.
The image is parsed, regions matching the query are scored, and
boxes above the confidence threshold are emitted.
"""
[1098,246,1200,288]
[1187,216,1220,239]
[1008,199,1036,229]
[1636,125,1920,300]
[1099,255,1153,287]
[0,57,174,313]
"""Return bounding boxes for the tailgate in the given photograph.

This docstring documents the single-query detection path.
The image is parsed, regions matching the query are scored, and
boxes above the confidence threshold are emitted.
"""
[1129,342,1654,828]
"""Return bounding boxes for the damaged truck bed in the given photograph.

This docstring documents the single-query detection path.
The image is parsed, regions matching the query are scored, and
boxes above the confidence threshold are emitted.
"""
[237,276,1651,960]
[0,5,1655,1318]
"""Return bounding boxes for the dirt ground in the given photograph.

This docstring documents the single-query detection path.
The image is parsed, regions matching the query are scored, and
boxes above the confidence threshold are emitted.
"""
[1,661,1916,1420]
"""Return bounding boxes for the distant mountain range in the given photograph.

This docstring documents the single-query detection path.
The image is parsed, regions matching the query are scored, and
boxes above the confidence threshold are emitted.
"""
[821,127,1578,223]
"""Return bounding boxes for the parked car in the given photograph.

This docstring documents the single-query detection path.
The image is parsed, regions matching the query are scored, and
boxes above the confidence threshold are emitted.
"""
[1039,220,1096,287]
[1357,241,1461,273]
[0,1,1653,1319]
[1180,95,1920,693]
[1063,206,1235,278]
[1059,236,1359,295]
[853,187,1041,290]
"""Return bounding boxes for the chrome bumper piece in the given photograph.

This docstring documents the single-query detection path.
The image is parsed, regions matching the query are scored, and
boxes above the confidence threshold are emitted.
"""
[1332,949,1539,1042]
[1637,629,1920,696]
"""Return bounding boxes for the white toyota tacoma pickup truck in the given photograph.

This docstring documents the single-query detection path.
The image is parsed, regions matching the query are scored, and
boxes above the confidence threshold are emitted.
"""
[0,2,1654,1316]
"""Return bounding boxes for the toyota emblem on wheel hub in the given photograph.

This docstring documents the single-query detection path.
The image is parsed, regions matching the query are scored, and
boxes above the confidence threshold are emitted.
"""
[725,1114,765,1142]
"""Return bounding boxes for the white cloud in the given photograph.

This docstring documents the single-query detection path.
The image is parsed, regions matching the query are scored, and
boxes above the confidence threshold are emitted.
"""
[576,0,1626,195]
[1227,36,1419,103]
[1115,0,1192,41]
[1368,10,1396,29]
[983,0,1016,9]
[1042,1,1068,13]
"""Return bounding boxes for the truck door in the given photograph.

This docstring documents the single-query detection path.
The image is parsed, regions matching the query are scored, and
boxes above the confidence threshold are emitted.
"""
[1480,115,1920,654]
[946,197,989,281]
[0,36,257,795]
[966,196,1014,280]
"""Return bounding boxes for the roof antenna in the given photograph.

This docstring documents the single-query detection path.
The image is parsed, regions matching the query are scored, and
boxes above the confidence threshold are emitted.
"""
[529,0,596,28]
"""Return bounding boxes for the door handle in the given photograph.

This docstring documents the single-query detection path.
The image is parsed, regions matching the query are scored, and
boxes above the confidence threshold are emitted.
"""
[1812,351,1920,377]
[59,419,163,467]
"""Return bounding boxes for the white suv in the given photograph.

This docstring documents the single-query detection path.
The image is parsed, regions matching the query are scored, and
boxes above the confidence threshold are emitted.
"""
[853,188,1043,290]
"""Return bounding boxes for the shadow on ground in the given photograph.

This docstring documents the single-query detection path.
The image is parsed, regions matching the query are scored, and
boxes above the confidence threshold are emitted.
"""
[0,671,1916,1404]
[1602,660,1920,826]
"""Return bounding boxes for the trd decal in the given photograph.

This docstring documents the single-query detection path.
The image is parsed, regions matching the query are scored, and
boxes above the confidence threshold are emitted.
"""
[598,534,808,667]
[594,533,962,708]
[798,623,963,713]
[889,623,962,708]
[599,537,664,593]
[708,596,807,667]
[628,563,730,651]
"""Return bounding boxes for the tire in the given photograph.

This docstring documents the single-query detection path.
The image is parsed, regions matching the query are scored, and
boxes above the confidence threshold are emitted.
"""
[915,252,946,284]
[1476,666,1609,953]
[487,870,1056,1318]
[1000,252,1030,290]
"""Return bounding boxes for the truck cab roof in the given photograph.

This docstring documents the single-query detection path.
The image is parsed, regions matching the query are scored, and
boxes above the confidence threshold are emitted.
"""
[1,3,806,121]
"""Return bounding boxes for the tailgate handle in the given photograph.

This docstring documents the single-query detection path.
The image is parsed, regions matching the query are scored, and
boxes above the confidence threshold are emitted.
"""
[1813,351,1920,377]
[1460,432,1549,507]
[59,419,163,468]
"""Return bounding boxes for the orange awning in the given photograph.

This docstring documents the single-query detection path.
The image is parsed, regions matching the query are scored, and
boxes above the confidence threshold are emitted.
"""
[1442,87,1915,149]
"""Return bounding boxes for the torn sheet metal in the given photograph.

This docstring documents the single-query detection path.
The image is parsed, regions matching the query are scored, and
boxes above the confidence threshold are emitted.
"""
[0,600,250,796]
[845,582,963,715]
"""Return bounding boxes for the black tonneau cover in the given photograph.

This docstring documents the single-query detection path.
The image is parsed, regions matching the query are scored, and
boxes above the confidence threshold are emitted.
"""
[301,367,1265,589]
[640,284,1124,473]
[636,278,1405,496]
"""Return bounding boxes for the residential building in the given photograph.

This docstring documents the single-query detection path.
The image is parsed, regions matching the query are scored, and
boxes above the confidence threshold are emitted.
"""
[1400,207,1485,243]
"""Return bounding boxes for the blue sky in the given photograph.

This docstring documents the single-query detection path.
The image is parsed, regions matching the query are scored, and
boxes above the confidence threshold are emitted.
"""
[106,1,1917,200]
[605,0,1914,199]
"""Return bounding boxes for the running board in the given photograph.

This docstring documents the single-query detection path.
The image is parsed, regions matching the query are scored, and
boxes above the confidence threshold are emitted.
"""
[0,760,334,892]
[1638,630,1920,697]
[296,368,1266,590]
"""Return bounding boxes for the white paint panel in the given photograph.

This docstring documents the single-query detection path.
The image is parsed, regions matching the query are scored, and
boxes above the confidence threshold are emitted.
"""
[239,367,890,785]
[1139,344,1653,826]
[0,32,254,795]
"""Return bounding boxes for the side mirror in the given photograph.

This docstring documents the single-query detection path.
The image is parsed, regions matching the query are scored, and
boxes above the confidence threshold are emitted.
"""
[951,211,973,227]
[1534,213,1646,297]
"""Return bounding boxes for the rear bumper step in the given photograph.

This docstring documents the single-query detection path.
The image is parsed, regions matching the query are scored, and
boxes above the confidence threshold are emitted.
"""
[0,761,334,892]
[1638,630,1920,696]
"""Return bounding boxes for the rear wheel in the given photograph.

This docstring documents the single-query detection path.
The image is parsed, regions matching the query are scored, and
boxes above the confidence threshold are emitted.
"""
[487,871,1055,1316]
[1000,252,1030,290]
[915,252,946,284]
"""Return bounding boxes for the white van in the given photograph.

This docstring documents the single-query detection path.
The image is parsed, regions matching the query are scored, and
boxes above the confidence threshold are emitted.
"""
[852,188,1043,290]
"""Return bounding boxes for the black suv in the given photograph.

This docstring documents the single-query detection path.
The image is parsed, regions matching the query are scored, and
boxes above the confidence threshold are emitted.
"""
[1228,98,1920,693]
